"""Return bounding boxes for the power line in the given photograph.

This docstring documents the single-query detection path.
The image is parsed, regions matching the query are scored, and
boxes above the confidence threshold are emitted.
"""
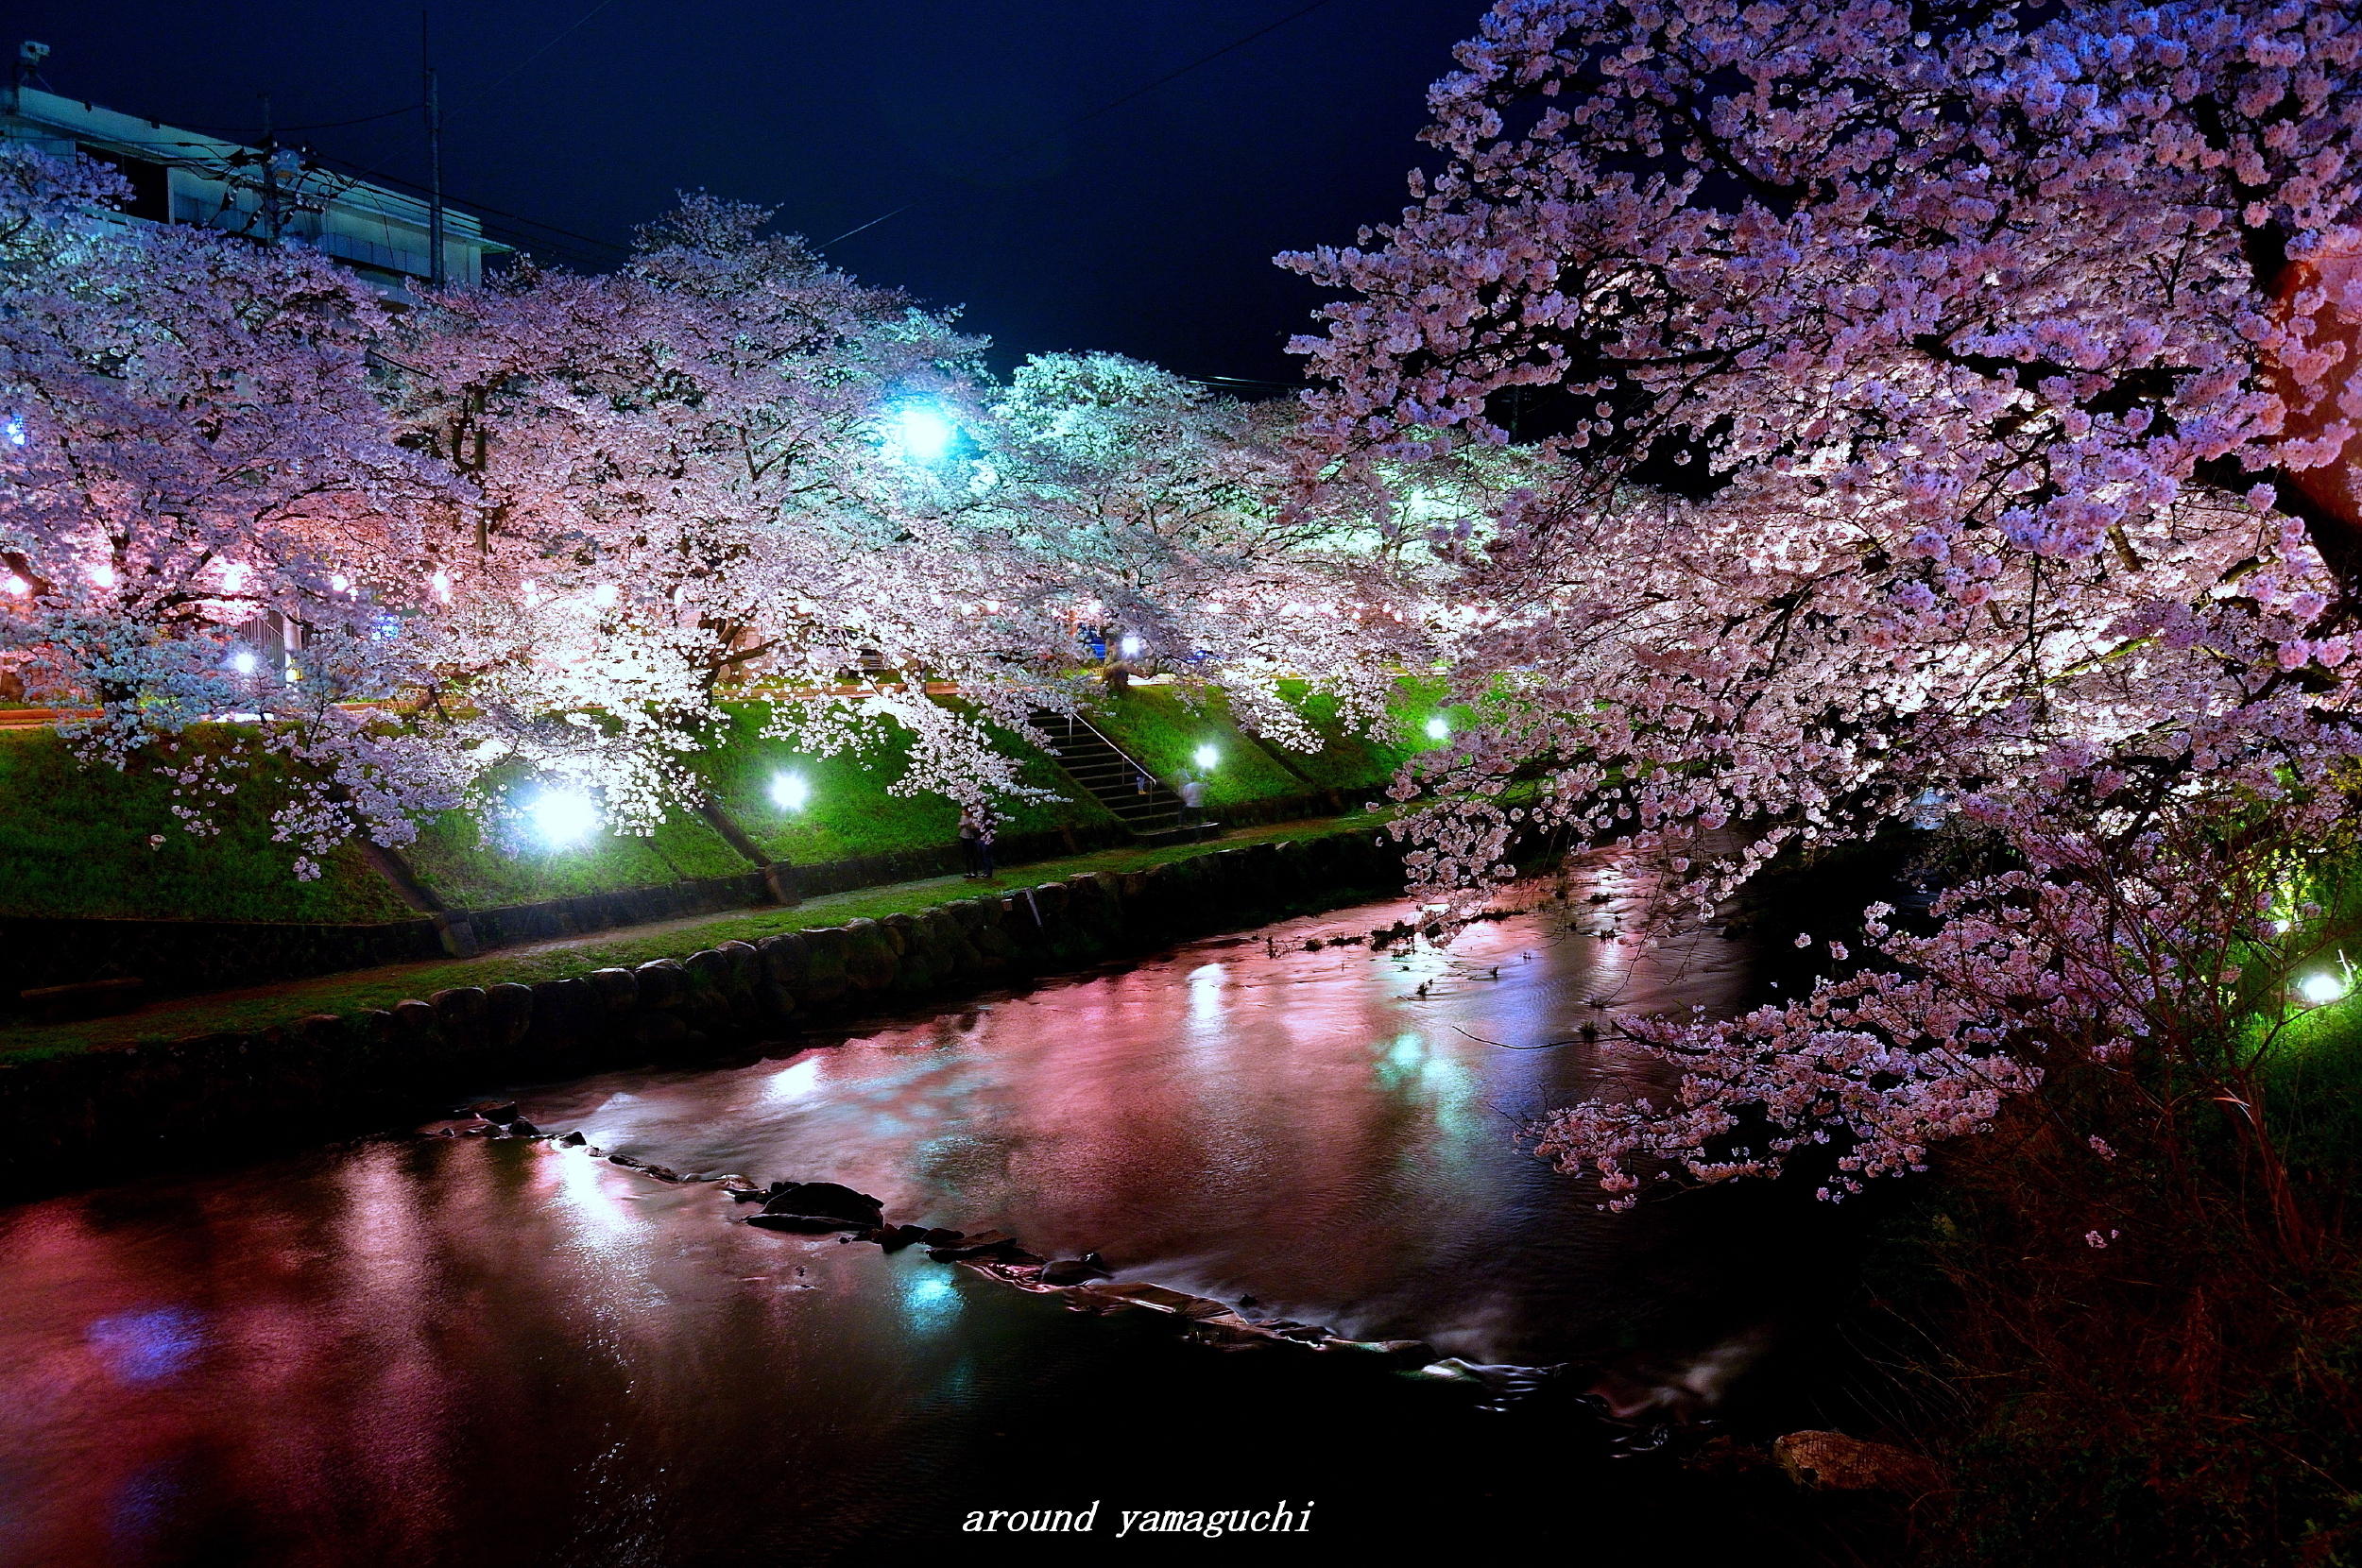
[480,0,632,94]
[821,0,1344,248]
[334,0,642,211]
[295,147,627,257]
[189,103,423,135]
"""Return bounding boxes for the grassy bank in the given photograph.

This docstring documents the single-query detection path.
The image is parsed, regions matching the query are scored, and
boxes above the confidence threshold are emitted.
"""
[0,726,414,923]
[2,685,1416,926]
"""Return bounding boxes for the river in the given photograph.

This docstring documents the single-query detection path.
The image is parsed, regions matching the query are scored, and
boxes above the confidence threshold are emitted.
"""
[0,871,1865,1565]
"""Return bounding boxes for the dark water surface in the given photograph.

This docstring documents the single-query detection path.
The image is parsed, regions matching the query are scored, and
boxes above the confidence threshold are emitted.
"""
[0,875,1861,1566]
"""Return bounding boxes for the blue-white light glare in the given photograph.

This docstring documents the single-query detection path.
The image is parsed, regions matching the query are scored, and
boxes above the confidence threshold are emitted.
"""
[2300,971,2347,1006]
[1119,634,1143,658]
[229,649,259,675]
[1424,716,1449,741]
[770,773,811,812]
[525,789,601,847]
[1192,743,1219,770]
[895,404,956,464]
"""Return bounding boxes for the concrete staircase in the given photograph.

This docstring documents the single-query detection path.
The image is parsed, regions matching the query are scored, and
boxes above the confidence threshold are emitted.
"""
[1031,710,1193,839]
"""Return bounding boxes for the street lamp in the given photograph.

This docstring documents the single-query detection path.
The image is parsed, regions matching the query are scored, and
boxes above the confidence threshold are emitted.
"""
[1424,716,1449,741]
[1192,743,1219,770]
[2299,971,2348,1006]
[770,773,811,812]
[894,403,957,464]
[523,788,600,848]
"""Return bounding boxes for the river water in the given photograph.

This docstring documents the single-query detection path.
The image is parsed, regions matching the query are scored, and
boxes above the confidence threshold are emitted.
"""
[0,871,1864,1566]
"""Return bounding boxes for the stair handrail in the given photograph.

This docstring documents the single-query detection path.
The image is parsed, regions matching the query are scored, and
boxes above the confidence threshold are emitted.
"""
[1036,708,1177,798]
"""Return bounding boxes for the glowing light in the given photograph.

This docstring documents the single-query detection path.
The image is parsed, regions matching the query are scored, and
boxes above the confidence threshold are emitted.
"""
[894,403,957,463]
[1,574,26,596]
[221,563,248,592]
[900,1271,960,1331]
[770,773,811,812]
[2299,971,2347,1006]
[524,788,600,847]
[1192,743,1219,770]
[1424,716,1449,741]
[330,573,351,594]
[429,569,452,605]
[89,561,115,588]
[2,416,22,446]
[229,649,258,675]
[1119,634,1144,658]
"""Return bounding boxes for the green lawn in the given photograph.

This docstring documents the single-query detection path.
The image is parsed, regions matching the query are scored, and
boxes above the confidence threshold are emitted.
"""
[696,700,1122,863]
[1086,685,1308,806]
[0,726,411,923]
[1,685,1417,924]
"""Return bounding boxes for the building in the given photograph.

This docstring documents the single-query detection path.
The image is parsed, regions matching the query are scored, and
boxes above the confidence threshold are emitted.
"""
[3,58,506,298]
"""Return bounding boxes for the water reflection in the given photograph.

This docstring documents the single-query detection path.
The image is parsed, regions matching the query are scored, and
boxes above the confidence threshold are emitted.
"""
[0,878,1852,1567]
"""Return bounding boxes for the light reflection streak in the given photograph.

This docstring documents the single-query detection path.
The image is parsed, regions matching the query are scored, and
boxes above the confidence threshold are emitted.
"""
[899,1271,962,1334]
[1187,962,1226,1029]
[765,1057,823,1101]
[552,1140,646,1253]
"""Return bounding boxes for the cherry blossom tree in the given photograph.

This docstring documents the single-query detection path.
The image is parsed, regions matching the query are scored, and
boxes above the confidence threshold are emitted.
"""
[1282,0,2362,1233]
[382,196,1079,836]
[973,349,1446,749]
[0,145,464,875]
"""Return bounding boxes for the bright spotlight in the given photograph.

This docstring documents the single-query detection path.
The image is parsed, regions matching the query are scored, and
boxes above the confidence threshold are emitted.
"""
[770,773,811,812]
[1192,743,1218,770]
[2300,971,2347,1006]
[229,649,258,675]
[895,404,956,464]
[1119,634,1144,658]
[525,789,600,847]
[1424,716,1449,741]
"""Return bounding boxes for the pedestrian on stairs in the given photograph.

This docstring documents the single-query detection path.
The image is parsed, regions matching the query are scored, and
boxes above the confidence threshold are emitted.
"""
[1178,774,1208,833]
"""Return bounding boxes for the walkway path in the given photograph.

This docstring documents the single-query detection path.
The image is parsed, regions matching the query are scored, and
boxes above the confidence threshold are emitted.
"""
[1,813,1380,1062]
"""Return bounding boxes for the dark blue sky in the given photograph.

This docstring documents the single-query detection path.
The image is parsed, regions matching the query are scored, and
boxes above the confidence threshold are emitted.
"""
[9,1,1473,385]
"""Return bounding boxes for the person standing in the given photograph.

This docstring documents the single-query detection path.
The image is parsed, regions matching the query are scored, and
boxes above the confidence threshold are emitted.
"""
[958,805,996,879]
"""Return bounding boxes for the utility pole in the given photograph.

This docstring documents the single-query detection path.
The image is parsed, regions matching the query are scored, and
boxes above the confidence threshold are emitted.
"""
[423,10,444,288]
[257,94,282,240]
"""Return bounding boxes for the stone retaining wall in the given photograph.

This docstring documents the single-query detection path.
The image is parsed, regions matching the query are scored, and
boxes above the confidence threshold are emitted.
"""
[2,823,1143,1005]
[0,827,1409,1195]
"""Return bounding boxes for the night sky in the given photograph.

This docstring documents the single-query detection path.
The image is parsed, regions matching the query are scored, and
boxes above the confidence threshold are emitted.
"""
[10,1,1476,387]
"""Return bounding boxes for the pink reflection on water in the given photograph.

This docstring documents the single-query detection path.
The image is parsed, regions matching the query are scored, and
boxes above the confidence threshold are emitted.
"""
[524,878,1762,1358]
[0,871,1781,1566]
